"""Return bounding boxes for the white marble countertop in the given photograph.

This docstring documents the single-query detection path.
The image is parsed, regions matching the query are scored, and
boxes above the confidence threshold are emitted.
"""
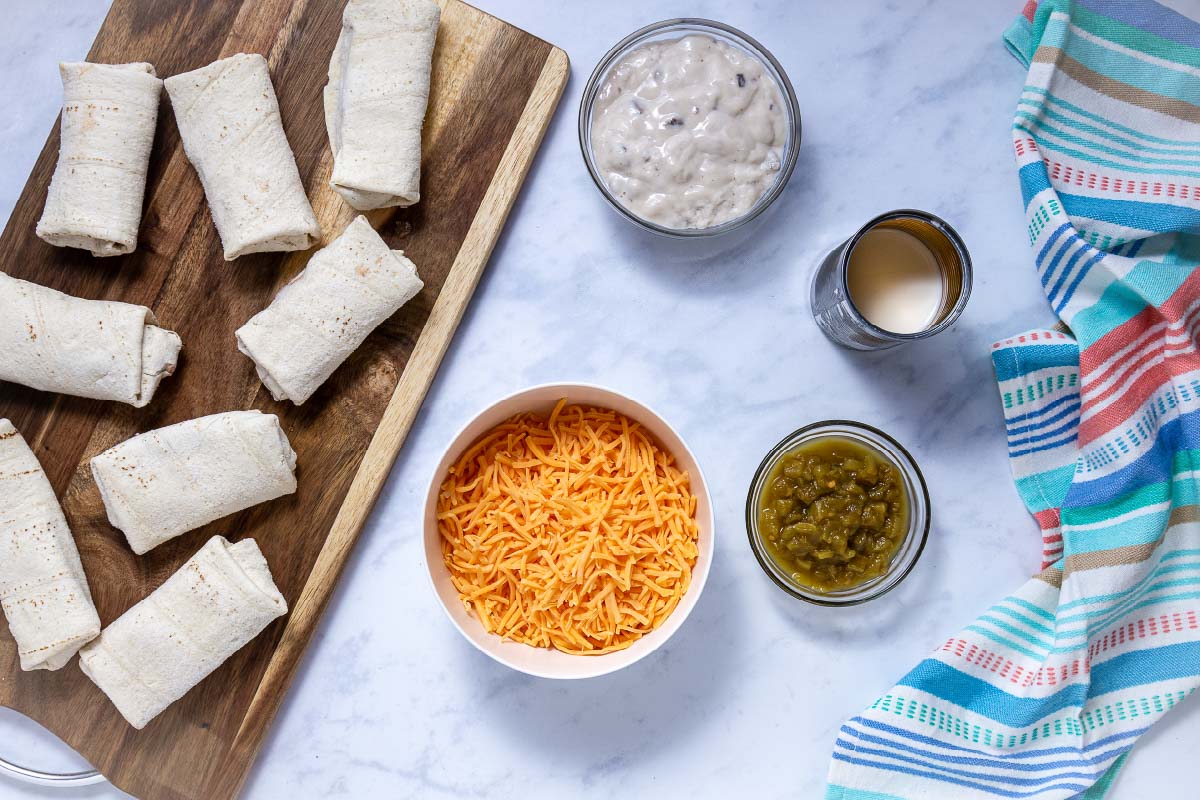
[1,1,1196,798]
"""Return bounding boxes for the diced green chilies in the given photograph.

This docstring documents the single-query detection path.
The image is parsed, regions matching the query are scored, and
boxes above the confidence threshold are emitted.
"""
[757,437,907,592]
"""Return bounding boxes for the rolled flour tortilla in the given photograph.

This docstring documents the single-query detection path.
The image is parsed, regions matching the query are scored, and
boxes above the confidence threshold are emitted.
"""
[0,420,101,671]
[0,272,181,407]
[324,0,440,209]
[165,53,320,260]
[90,410,297,555]
[36,62,162,257]
[78,535,286,729]
[236,215,423,405]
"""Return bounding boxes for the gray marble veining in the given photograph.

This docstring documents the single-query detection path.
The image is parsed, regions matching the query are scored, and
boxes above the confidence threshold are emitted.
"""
[0,1,1193,798]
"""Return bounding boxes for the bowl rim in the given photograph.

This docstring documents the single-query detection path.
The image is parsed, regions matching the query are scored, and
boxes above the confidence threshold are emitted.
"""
[744,419,930,606]
[577,17,802,238]
[423,381,716,678]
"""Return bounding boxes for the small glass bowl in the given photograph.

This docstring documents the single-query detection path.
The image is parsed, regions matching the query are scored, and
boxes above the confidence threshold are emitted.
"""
[578,18,802,238]
[746,421,930,606]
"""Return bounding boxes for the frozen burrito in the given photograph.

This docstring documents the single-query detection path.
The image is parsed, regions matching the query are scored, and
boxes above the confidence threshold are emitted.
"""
[36,62,162,257]
[91,410,297,555]
[0,272,181,407]
[165,53,320,260]
[0,420,101,671]
[236,215,423,405]
[324,0,440,209]
[78,535,287,729]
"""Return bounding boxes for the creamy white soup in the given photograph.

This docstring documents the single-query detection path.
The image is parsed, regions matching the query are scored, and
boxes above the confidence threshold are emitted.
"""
[590,34,787,230]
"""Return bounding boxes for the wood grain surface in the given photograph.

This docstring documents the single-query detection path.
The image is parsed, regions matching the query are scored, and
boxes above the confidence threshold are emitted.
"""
[0,1,567,798]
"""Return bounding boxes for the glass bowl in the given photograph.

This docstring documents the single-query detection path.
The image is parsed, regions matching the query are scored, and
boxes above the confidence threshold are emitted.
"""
[578,18,801,238]
[746,420,930,605]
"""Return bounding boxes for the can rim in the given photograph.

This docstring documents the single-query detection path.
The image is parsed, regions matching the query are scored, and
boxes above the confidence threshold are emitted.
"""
[834,209,973,343]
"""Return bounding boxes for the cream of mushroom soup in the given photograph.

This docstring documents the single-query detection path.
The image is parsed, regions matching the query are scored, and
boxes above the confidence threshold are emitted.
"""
[590,34,787,230]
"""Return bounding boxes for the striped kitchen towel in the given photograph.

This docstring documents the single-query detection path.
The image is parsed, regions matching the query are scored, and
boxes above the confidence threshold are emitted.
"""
[827,1,1200,798]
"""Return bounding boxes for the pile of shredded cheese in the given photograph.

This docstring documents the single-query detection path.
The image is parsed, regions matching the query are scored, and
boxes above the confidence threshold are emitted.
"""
[437,400,700,655]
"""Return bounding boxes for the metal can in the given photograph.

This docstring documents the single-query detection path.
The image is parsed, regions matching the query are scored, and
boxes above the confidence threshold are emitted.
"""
[810,209,972,350]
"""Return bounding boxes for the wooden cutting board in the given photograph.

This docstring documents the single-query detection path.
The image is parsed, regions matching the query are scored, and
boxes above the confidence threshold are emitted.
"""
[0,1,567,798]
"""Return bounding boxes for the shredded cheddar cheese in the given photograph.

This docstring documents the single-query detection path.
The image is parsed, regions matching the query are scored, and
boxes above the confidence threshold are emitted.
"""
[437,400,700,655]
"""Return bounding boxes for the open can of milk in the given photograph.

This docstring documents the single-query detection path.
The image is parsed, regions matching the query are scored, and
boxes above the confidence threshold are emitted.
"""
[810,210,972,350]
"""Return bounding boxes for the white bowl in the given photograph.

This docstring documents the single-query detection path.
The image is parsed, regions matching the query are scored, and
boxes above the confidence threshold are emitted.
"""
[423,383,715,679]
